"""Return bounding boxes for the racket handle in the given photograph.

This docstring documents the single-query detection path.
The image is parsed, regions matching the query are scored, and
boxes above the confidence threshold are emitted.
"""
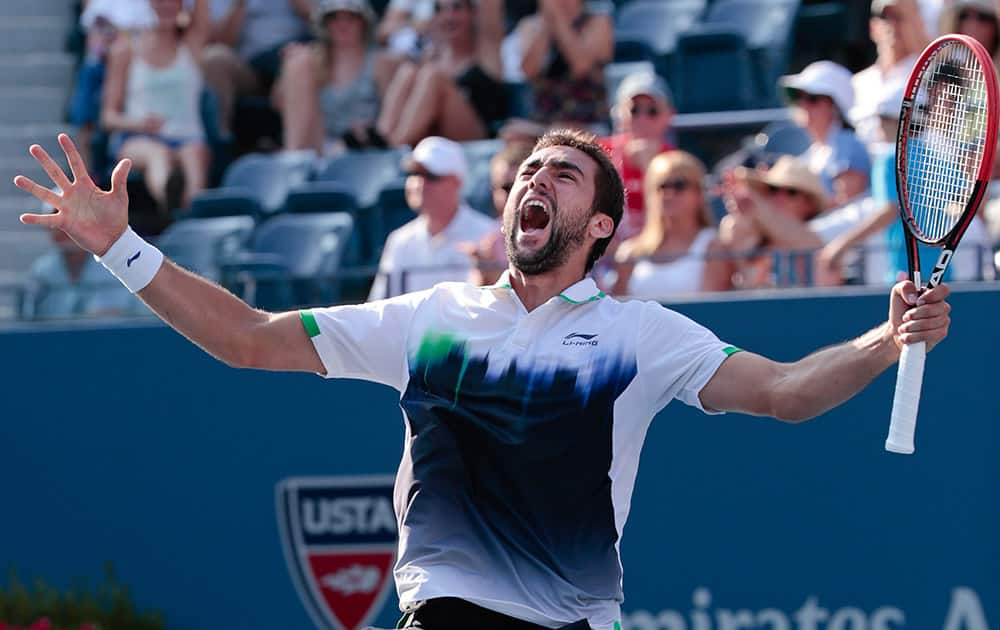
[885,341,927,454]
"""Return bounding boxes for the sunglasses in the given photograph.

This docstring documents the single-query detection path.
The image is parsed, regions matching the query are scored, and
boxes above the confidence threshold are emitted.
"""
[874,9,903,22]
[408,171,444,182]
[657,179,693,192]
[435,1,470,13]
[958,8,995,23]
[766,184,803,197]
[629,104,661,117]
[793,91,830,106]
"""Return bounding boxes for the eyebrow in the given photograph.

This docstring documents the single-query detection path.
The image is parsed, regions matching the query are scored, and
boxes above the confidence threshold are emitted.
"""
[521,157,585,177]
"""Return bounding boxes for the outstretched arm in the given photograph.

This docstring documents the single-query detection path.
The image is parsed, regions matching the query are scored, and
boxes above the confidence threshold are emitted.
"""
[700,281,951,422]
[14,134,324,374]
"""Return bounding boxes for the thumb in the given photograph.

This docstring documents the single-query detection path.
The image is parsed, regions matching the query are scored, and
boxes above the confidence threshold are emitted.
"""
[109,158,132,197]
[895,279,919,306]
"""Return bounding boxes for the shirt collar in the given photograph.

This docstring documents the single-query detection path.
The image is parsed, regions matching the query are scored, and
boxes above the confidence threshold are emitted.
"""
[485,271,606,305]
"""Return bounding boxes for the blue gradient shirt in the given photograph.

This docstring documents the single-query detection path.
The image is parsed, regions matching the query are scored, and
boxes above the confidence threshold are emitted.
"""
[301,273,737,629]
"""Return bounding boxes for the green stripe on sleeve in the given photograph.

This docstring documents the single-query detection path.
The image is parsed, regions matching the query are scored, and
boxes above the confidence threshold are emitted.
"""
[722,345,742,356]
[300,310,321,338]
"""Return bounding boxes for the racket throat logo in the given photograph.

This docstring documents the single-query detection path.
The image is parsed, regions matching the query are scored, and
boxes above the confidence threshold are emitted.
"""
[928,249,954,287]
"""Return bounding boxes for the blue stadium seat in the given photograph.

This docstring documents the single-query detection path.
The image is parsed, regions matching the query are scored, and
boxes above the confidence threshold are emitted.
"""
[755,121,811,157]
[462,139,503,216]
[315,148,408,208]
[375,182,415,255]
[189,188,264,220]
[671,28,757,112]
[614,0,705,56]
[157,215,256,280]
[702,0,800,106]
[221,213,355,309]
[284,182,363,266]
[189,151,316,219]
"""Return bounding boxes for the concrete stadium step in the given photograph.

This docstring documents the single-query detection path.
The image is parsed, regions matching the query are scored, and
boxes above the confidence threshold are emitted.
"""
[0,195,44,230]
[0,124,74,160]
[0,155,69,201]
[0,17,73,55]
[0,0,72,19]
[0,87,69,125]
[0,53,76,89]
[0,229,52,276]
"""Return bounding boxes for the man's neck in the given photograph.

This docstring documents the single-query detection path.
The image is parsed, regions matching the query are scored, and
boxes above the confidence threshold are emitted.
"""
[425,203,460,236]
[508,263,588,312]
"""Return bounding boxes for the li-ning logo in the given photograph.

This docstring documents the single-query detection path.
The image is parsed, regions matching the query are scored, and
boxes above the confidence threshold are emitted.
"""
[126,251,141,267]
[563,332,599,346]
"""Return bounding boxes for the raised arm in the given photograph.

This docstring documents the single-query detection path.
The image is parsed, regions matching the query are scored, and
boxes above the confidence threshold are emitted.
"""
[700,281,950,421]
[14,134,324,374]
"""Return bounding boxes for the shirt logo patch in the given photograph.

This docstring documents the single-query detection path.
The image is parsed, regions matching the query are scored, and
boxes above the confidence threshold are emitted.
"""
[563,332,599,346]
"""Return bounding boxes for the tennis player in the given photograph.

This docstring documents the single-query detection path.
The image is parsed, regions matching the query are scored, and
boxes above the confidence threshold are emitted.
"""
[14,131,951,630]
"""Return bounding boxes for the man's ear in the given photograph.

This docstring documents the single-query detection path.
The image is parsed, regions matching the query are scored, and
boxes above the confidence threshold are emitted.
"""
[589,213,615,240]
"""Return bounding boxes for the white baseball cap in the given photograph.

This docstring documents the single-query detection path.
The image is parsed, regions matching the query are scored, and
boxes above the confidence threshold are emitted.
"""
[778,60,855,119]
[402,137,468,180]
[616,71,673,107]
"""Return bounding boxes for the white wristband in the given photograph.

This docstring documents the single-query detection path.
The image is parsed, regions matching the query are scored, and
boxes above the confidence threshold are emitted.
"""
[95,226,164,293]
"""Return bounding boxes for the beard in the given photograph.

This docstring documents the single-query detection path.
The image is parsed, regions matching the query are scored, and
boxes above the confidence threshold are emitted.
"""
[504,206,590,275]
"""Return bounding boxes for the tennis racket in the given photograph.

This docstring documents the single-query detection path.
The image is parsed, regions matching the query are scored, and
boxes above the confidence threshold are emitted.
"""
[886,34,999,454]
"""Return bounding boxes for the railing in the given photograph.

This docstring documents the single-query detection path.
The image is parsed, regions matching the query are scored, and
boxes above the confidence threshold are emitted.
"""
[3,244,996,324]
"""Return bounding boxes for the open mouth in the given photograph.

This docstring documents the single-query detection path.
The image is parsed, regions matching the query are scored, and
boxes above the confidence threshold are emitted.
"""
[518,199,551,235]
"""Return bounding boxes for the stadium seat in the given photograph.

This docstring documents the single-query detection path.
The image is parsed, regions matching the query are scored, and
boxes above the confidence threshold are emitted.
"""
[156,215,256,280]
[315,148,408,209]
[375,182,415,253]
[284,182,364,266]
[189,151,316,219]
[614,0,705,57]
[755,121,811,157]
[221,213,355,310]
[462,139,503,216]
[671,28,757,112]
[702,0,800,106]
[189,188,264,221]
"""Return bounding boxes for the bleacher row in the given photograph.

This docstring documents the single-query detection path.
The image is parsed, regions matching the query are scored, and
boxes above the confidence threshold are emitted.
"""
[156,139,505,307]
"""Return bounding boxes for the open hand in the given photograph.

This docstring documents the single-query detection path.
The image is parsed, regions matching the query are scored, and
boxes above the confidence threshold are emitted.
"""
[14,134,131,256]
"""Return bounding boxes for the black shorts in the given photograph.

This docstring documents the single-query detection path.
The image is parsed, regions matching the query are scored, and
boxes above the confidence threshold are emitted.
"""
[395,598,591,630]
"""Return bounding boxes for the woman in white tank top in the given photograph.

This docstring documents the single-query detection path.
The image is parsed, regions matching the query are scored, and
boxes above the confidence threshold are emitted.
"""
[101,0,210,212]
[612,151,718,299]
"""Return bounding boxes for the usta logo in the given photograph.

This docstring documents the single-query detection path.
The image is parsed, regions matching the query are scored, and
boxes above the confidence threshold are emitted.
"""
[302,496,395,535]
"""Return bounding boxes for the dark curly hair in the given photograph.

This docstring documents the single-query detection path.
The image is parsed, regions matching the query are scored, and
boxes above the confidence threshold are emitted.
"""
[531,129,625,272]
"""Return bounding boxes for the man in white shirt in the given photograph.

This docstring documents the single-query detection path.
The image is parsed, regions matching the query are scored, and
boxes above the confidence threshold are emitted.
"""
[368,136,497,300]
[14,130,952,630]
[850,0,923,146]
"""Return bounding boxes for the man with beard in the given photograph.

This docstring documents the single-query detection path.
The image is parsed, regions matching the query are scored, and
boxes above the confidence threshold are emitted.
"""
[14,130,952,630]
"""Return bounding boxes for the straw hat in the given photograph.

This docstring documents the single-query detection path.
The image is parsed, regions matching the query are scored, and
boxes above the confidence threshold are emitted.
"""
[738,156,830,212]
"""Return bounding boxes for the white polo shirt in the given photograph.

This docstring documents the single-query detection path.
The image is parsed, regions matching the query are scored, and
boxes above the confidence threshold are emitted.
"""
[302,273,739,629]
[368,204,498,301]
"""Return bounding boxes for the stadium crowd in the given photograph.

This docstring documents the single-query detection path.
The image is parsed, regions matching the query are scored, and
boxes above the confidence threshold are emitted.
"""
[17,0,1000,319]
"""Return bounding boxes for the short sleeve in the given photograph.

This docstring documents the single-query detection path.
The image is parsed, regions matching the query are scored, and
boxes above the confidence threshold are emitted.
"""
[636,301,740,414]
[301,290,430,390]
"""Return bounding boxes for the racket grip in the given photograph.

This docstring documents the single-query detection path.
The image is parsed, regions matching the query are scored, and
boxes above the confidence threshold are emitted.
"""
[885,341,927,454]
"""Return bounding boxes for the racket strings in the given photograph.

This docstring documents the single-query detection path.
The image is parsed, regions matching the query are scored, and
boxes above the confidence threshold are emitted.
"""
[904,42,989,242]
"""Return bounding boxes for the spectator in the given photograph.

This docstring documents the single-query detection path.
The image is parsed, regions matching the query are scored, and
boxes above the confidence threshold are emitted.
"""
[376,0,434,55]
[374,0,506,146]
[939,0,1000,62]
[778,61,871,200]
[200,0,311,134]
[69,0,137,171]
[465,141,534,285]
[100,0,211,213]
[598,71,676,240]
[368,137,497,300]
[611,151,716,298]
[272,0,381,154]
[850,0,925,146]
[705,156,829,290]
[819,82,995,286]
[22,228,135,320]
[514,0,613,128]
